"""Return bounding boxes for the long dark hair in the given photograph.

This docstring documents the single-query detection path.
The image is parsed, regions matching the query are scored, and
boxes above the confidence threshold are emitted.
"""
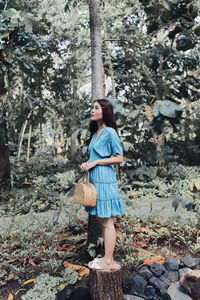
[88,99,118,144]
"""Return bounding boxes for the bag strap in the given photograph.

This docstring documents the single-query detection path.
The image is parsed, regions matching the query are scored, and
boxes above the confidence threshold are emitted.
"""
[82,171,89,183]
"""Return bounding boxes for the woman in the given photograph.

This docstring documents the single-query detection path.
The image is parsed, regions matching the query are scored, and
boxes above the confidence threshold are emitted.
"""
[80,99,125,270]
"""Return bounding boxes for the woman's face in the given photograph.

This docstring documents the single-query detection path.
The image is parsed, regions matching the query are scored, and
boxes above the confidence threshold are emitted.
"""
[90,101,103,122]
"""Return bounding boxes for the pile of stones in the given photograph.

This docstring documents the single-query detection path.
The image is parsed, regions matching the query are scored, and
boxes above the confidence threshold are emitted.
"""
[123,255,200,300]
[56,255,200,300]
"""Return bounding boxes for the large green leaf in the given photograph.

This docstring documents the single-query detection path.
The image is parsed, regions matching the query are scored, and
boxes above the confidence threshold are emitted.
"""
[153,100,182,119]
[152,104,160,117]
[2,8,21,19]
[24,16,33,33]
[159,100,182,118]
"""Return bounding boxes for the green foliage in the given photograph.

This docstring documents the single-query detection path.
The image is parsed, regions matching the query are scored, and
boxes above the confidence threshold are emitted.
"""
[0,0,200,169]
[0,1,200,295]
[21,271,79,300]
[115,231,139,267]
[153,100,182,119]
[120,162,200,230]
[87,237,104,258]
[103,0,200,162]
[115,214,200,267]
[0,149,76,216]
[0,209,86,285]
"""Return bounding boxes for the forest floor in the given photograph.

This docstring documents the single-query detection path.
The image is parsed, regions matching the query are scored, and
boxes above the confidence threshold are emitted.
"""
[0,195,198,300]
[0,196,195,233]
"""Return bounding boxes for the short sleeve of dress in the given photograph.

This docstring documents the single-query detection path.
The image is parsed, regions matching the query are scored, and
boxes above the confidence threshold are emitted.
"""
[92,127,123,158]
[107,128,123,156]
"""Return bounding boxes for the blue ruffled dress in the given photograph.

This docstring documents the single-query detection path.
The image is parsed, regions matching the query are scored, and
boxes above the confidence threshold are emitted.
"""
[85,126,125,218]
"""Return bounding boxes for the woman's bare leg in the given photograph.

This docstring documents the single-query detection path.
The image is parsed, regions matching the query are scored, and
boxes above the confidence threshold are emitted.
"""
[96,217,116,265]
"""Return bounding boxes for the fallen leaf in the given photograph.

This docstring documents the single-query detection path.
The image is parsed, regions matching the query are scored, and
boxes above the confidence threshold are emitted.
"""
[57,235,66,242]
[18,182,32,185]
[115,223,122,230]
[79,268,89,277]
[76,219,84,224]
[135,227,153,234]
[129,191,137,199]
[38,203,46,209]
[57,246,75,251]
[34,233,43,239]
[8,273,15,279]
[38,245,47,251]
[1,244,9,249]
[3,257,17,264]
[143,255,165,265]
[21,279,36,286]
[63,261,89,277]
[7,294,14,300]
[145,105,154,121]
[116,232,123,240]
[59,283,66,291]
[132,241,148,248]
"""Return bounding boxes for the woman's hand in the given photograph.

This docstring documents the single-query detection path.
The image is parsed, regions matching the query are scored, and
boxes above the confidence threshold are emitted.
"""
[80,161,97,172]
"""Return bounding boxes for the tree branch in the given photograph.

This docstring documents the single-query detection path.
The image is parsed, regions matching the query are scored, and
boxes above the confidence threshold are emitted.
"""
[3,0,9,11]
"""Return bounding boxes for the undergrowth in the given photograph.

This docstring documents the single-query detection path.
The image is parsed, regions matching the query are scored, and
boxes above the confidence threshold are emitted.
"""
[0,150,199,298]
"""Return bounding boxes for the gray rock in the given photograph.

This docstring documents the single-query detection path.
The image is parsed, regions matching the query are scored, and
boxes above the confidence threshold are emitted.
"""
[180,256,196,268]
[149,276,167,293]
[159,275,170,288]
[124,295,145,300]
[167,282,193,300]
[164,259,180,271]
[68,287,91,300]
[163,271,179,283]
[149,262,166,277]
[179,267,191,279]
[194,258,200,269]
[138,266,153,280]
[123,274,147,295]
[144,286,157,299]
[56,284,74,300]
[156,292,171,300]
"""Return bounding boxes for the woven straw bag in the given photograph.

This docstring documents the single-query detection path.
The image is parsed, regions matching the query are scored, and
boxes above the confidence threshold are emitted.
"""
[73,172,97,207]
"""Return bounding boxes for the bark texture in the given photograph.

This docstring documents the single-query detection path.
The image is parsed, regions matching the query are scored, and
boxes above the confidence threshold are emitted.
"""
[87,0,105,250]
[89,266,124,300]
[0,74,10,187]
[89,0,105,101]
[87,214,102,247]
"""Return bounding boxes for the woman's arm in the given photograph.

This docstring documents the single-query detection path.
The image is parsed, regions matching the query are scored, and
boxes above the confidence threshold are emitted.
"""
[80,154,123,172]
[96,154,123,165]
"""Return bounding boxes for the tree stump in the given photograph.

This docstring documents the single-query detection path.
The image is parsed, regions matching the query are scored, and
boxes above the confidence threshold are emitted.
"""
[179,269,200,300]
[89,264,125,300]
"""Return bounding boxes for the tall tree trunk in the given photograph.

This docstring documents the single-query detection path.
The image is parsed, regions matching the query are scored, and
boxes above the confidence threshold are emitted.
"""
[0,118,10,187]
[105,42,116,99]
[89,0,105,101]
[87,0,104,249]
[0,74,10,187]
[102,19,116,99]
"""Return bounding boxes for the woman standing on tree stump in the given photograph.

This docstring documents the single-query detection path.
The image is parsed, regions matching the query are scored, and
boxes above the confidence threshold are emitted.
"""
[80,99,124,270]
